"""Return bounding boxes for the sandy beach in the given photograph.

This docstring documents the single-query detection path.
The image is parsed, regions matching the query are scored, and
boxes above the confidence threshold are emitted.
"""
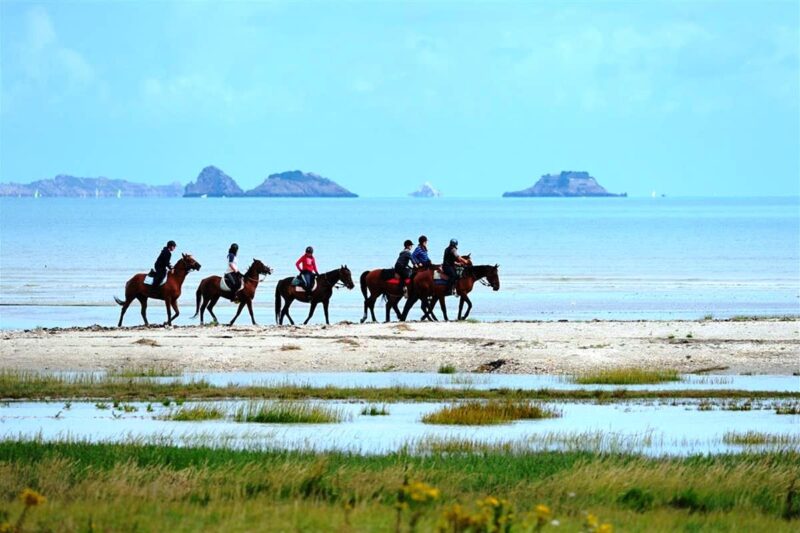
[1,319,797,375]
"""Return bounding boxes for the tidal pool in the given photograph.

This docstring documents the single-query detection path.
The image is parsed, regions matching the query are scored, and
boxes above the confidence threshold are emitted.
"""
[2,399,797,456]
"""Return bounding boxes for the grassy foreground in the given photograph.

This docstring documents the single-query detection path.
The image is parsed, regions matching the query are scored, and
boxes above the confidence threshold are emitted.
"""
[0,440,798,532]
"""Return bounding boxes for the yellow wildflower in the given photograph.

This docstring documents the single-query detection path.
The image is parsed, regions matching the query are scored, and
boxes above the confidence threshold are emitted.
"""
[0,522,13,533]
[20,488,46,507]
[597,524,613,533]
[481,496,501,508]
[585,513,599,529]
[535,504,552,521]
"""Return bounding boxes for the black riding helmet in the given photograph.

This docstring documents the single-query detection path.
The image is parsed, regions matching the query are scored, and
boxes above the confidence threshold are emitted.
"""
[306,246,314,254]
[404,239,413,248]
[450,238,458,247]
[167,240,177,248]
[229,243,239,254]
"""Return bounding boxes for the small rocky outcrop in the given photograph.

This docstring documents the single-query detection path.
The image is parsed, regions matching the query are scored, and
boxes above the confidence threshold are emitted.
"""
[503,171,626,197]
[0,175,182,197]
[409,182,442,198]
[183,166,244,197]
[245,170,357,197]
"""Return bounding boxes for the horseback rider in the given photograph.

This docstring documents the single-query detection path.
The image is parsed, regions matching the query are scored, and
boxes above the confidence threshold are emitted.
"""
[295,246,319,291]
[412,235,432,268]
[225,243,243,295]
[152,240,176,286]
[395,239,415,296]
[443,238,468,294]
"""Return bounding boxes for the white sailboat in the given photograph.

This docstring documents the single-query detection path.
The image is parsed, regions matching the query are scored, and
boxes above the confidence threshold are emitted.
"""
[34,189,40,199]
[117,189,122,199]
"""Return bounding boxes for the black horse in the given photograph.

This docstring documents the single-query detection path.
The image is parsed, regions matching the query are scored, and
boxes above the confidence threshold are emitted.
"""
[274,265,355,325]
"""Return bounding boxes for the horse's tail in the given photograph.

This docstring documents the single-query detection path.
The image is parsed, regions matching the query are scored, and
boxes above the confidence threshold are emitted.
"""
[192,281,202,318]
[113,296,125,306]
[114,278,130,306]
[274,280,283,324]
[360,271,369,300]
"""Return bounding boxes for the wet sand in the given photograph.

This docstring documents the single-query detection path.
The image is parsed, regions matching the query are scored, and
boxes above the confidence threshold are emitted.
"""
[1,319,798,375]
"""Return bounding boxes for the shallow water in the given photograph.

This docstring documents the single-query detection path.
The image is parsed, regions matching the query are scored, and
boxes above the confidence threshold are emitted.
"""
[2,399,798,456]
[1,197,798,329]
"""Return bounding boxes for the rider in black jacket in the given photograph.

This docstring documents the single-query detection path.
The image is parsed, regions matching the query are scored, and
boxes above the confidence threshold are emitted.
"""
[153,240,177,286]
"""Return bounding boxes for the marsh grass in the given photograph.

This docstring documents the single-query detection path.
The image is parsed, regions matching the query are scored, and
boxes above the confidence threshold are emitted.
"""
[723,431,800,446]
[360,404,389,416]
[573,368,681,385]
[422,400,561,425]
[106,364,182,378]
[1,439,799,532]
[165,403,226,421]
[776,404,800,415]
[233,401,347,424]
[437,364,457,374]
[0,370,797,403]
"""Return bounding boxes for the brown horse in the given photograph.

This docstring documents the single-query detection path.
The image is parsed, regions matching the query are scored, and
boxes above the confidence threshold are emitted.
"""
[114,254,202,327]
[192,259,273,326]
[359,267,437,323]
[401,263,499,321]
[275,265,355,325]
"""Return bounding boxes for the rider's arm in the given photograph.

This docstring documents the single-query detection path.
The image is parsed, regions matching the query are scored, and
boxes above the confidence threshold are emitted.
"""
[311,257,319,274]
[295,256,304,272]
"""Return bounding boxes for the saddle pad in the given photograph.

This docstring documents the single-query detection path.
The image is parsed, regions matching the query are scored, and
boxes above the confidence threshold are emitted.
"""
[386,278,410,285]
[219,277,233,293]
[292,278,317,293]
[433,271,444,281]
[143,274,168,287]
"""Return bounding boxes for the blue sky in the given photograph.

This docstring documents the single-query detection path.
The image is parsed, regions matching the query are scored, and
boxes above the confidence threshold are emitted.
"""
[1,1,797,197]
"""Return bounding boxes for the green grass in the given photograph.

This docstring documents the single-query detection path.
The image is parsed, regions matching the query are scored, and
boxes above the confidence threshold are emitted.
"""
[360,404,389,416]
[106,364,182,378]
[422,400,561,425]
[573,368,681,385]
[0,439,799,532]
[776,404,800,415]
[1,370,797,403]
[165,403,226,421]
[723,431,800,446]
[437,364,457,374]
[233,401,347,424]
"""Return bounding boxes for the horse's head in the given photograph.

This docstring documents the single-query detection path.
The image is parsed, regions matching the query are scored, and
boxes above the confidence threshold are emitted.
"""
[339,265,355,290]
[487,264,500,291]
[252,258,273,276]
[462,253,473,266]
[181,253,202,272]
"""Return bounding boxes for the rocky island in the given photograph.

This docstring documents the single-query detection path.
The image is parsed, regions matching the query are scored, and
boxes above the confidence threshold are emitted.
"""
[245,170,357,197]
[503,171,626,197]
[183,166,244,197]
[0,175,182,197]
[409,182,442,198]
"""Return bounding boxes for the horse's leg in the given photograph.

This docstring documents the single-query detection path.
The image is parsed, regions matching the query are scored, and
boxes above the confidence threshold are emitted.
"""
[138,296,149,326]
[400,295,417,322]
[384,297,393,323]
[171,299,180,323]
[207,296,220,324]
[199,296,208,325]
[303,301,319,325]
[362,293,378,324]
[460,295,473,320]
[439,296,449,322]
[281,299,295,325]
[117,297,133,327]
[458,296,466,321]
[247,300,257,325]
[229,301,246,326]
[322,299,330,325]
[164,298,173,326]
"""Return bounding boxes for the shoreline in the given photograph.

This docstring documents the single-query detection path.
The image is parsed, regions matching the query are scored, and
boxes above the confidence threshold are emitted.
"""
[1,319,798,375]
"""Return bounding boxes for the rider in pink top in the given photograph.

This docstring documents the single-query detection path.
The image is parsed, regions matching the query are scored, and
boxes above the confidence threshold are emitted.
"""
[295,246,319,290]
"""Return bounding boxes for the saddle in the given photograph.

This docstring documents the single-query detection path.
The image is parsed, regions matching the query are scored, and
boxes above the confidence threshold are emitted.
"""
[220,273,242,293]
[143,269,168,287]
[291,276,317,293]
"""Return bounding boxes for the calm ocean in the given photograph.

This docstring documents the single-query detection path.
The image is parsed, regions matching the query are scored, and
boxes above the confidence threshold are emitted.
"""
[0,197,797,329]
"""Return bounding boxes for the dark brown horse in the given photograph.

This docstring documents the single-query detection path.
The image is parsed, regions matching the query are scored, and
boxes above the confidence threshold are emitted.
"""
[192,259,273,326]
[359,267,437,323]
[114,254,202,327]
[401,263,499,321]
[275,265,355,325]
